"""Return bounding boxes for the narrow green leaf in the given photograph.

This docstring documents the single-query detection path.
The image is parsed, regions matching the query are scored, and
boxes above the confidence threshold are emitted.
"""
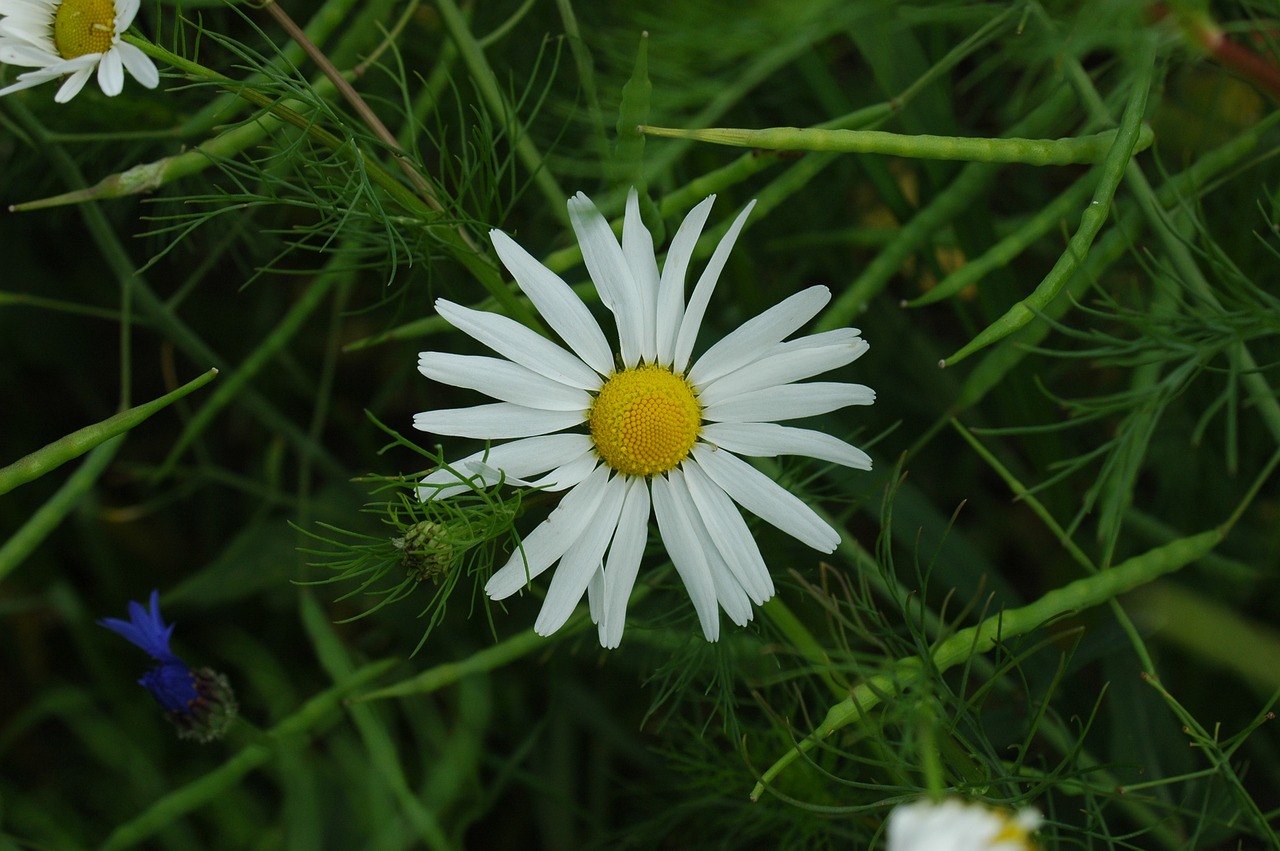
[0,368,218,496]
[639,123,1154,165]
[750,527,1222,800]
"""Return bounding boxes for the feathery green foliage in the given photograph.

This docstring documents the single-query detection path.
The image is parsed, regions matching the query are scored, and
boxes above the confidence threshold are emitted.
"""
[3,1,1280,849]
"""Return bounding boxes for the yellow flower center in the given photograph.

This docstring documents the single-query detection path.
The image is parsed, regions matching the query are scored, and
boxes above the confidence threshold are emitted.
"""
[54,0,116,60]
[991,820,1034,848]
[589,364,701,477]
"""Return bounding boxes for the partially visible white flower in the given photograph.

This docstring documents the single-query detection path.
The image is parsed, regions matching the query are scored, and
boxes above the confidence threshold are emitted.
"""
[0,0,159,103]
[886,798,1042,851]
[414,188,874,648]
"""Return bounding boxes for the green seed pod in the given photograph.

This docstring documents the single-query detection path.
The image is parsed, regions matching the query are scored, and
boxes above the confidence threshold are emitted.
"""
[172,668,239,744]
[394,521,455,584]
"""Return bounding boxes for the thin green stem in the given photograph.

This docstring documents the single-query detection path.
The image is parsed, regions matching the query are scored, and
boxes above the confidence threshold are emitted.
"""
[114,34,522,319]
[638,124,1154,165]
[1,369,219,496]
[905,169,1100,308]
[434,0,568,222]
[0,439,124,584]
[942,36,1157,365]
[760,597,846,700]
[152,249,354,479]
[750,528,1223,800]
[260,0,452,216]
[97,659,397,851]
[355,612,592,702]
[818,82,1080,333]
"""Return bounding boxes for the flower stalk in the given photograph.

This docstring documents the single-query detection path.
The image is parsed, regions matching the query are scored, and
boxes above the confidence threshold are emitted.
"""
[750,527,1223,800]
[638,123,1155,165]
[0,368,218,496]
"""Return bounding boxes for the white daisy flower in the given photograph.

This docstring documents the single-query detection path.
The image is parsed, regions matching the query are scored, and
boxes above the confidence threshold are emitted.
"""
[886,798,1043,851]
[0,0,159,103]
[414,188,874,648]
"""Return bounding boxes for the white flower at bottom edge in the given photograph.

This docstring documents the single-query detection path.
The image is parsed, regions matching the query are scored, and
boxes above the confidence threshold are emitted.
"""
[0,0,159,103]
[886,798,1043,851]
[413,188,874,648]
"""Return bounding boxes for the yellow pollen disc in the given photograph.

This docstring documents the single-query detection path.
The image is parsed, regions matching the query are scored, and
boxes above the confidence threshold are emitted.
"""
[992,822,1032,847]
[589,364,701,477]
[54,0,117,60]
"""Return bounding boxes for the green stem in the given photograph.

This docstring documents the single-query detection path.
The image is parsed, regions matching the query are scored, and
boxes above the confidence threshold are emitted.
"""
[760,597,845,699]
[0,370,218,496]
[1137,582,1280,697]
[111,35,522,319]
[749,528,1223,800]
[638,124,1154,165]
[259,0,449,213]
[298,594,451,850]
[0,439,123,584]
[905,169,1100,307]
[98,660,396,851]
[355,611,592,702]
[434,0,568,221]
[817,81,1080,333]
[949,104,1280,413]
[152,251,353,479]
[180,0,366,137]
[942,37,1156,365]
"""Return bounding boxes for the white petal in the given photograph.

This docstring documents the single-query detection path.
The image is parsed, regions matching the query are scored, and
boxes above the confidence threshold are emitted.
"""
[116,41,159,89]
[523,447,600,492]
[679,461,773,603]
[886,799,1043,851]
[656,195,715,367]
[700,422,872,470]
[96,48,124,96]
[0,11,52,39]
[0,25,52,53]
[688,286,831,388]
[0,7,49,28]
[0,0,53,10]
[114,0,140,30]
[707,548,753,626]
[418,351,591,411]
[568,192,643,366]
[586,566,605,626]
[54,64,94,102]
[0,0,51,22]
[0,0,48,16]
[413,402,582,439]
[463,458,531,487]
[698,330,868,405]
[667,469,753,626]
[0,42,62,67]
[672,199,755,372]
[0,0,55,12]
[703,382,875,423]
[486,465,610,598]
[436,299,602,391]
[598,477,650,648]
[622,188,660,363]
[535,472,627,636]
[651,473,720,641]
[691,443,839,552]
[416,434,592,500]
[489,229,614,375]
[775,327,866,354]
[0,68,58,97]
[0,0,49,16]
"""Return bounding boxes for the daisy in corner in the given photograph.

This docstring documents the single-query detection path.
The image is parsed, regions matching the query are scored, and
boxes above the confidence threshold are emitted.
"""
[0,0,159,102]
[414,188,874,648]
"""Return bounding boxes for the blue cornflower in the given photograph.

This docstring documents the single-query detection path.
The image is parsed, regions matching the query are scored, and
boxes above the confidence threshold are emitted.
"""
[99,590,200,711]
[100,590,237,742]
